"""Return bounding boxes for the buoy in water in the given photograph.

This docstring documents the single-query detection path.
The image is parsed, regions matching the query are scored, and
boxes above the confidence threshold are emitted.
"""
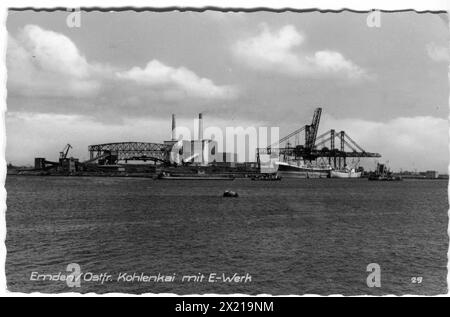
[223,190,239,197]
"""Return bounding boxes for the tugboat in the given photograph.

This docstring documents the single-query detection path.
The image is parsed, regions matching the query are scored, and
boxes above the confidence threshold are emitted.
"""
[368,163,402,181]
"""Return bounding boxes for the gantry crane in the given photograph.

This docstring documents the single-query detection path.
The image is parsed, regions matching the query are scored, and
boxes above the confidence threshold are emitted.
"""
[257,107,381,169]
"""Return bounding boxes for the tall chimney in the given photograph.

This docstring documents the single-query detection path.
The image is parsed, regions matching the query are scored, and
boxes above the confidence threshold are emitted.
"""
[198,113,203,140]
[171,114,176,141]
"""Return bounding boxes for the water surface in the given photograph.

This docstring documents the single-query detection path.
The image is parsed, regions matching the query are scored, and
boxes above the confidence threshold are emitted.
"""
[5,176,448,294]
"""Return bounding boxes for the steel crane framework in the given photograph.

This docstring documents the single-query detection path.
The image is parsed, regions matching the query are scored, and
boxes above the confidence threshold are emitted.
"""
[257,107,381,169]
[86,108,380,168]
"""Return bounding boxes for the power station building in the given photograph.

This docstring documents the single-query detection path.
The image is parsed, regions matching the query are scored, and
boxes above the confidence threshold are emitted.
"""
[165,113,237,166]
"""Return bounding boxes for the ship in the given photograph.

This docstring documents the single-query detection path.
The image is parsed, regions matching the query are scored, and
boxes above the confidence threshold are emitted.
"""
[154,171,235,180]
[275,161,332,178]
[331,168,362,178]
[251,173,282,181]
[368,163,402,181]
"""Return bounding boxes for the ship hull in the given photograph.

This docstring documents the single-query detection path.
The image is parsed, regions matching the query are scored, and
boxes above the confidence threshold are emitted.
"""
[157,175,235,180]
[330,170,362,178]
[276,163,331,179]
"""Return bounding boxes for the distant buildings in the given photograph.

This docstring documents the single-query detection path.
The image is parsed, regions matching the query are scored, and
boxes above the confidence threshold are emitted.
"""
[422,170,439,179]
[398,170,447,179]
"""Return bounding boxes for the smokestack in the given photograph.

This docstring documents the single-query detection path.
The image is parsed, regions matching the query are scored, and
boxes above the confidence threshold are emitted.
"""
[198,113,203,140]
[171,114,176,141]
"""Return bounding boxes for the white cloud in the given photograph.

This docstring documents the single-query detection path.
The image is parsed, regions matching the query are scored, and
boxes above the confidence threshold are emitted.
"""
[7,24,235,104]
[116,60,236,99]
[7,25,105,97]
[232,24,368,80]
[426,42,450,62]
[319,114,448,173]
[307,51,366,80]
[18,25,90,78]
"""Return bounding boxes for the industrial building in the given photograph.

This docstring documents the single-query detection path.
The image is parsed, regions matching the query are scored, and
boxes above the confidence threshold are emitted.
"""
[86,113,237,167]
[32,113,241,174]
[165,113,237,166]
[29,107,381,178]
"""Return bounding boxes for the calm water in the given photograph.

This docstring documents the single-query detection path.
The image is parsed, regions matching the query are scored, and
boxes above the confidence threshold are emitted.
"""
[5,176,448,295]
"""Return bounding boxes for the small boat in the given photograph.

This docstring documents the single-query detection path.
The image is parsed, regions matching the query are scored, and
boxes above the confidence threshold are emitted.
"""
[368,174,402,181]
[157,175,235,180]
[251,174,282,181]
[368,163,402,181]
[331,168,362,178]
[223,190,239,197]
[154,172,234,180]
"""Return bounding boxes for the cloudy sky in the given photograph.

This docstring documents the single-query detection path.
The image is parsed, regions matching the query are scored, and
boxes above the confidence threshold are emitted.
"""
[5,10,449,172]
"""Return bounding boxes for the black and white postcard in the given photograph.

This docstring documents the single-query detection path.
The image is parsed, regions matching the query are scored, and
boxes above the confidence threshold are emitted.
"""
[1,0,449,301]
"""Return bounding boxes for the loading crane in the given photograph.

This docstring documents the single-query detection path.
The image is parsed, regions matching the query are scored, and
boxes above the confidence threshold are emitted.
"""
[305,107,322,150]
[268,107,322,151]
[60,144,72,159]
[257,107,381,170]
[34,143,77,171]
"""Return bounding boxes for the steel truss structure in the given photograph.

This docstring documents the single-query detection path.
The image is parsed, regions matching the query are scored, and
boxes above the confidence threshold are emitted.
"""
[88,142,172,164]
[257,107,381,170]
